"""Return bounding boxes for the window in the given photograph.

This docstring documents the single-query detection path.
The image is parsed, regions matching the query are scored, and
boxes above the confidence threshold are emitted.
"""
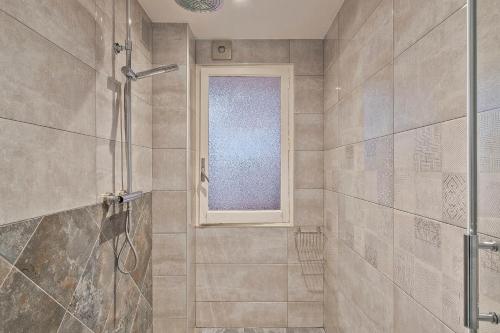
[197,65,294,226]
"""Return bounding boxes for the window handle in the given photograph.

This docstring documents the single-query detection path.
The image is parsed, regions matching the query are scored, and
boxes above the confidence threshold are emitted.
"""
[201,158,209,183]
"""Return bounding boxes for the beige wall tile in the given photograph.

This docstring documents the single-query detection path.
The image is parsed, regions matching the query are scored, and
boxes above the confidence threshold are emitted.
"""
[95,71,125,142]
[152,234,187,276]
[132,145,153,192]
[290,40,324,76]
[287,302,323,327]
[132,95,153,148]
[153,276,187,319]
[338,0,384,41]
[294,189,324,227]
[0,119,96,225]
[324,106,340,150]
[131,49,154,105]
[196,302,287,328]
[294,114,324,151]
[153,65,187,111]
[288,264,323,302]
[0,0,96,68]
[195,40,290,64]
[152,191,187,233]
[394,0,465,56]
[154,318,187,333]
[153,149,187,191]
[96,139,126,198]
[393,286,455,333]
[394,8,466,132]
[294,151,324,189]
[153,23,188,65]
[338,0,393,97]
[335,243,393,332]
[332,135,394,206]
[0,11,95,136]
[394,118,467,227]
[153,107,187,149]
[338,195,393,278]
[324,16,339,72]
[324,62,340,111]
[196,264,287,302]
[196,228,287,264]
[295,76,324,114]
[477,0,500,113]
[393,210,463,332]
[337,64,393,146]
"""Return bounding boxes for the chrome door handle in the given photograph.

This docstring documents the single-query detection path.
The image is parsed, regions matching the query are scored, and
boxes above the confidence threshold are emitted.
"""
[201,158,209,183]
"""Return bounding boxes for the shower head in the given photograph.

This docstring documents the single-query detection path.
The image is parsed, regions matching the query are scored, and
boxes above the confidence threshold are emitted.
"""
[175,0,223,12]
[122,64,179,81]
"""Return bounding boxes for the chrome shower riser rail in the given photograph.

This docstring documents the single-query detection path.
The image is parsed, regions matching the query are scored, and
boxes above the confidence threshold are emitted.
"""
[464,0,499,330]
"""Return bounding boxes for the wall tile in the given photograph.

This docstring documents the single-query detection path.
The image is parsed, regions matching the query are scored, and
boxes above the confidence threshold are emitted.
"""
[393,286,455,333]
[95,71,124,143]
[196,264,287,302]
[0,11,96,136]
[0,119,97,226]
[153,276,187,319]
[478,0,500,113]
[394,8,466,132]
[133,145,153,192]
[68,237,115,332]
[294,189,324,227]
[103,274,141,333]
[196,40,290,64]
[394,0,465,56]
[153,23,188,65]
[196,302,287,328]
[0,218,41,264]
[338,0,393,97]
[324,16,339,73]
[15,206,100,307]
[153,107,187,149]
[295,76,324,114]
[394,118,467,227]
[288,264,323,302]
[131,295,153,333]
[132,94,153,148]
[290,40,324,76]
[337,64,393,146]
[153,149,187,191]
[324,106,340,150]
[58,312,93,333]
[338,0,384,42]
[0,256,12,288]
[287,302,323,328]
[338,195,393,278]
[0,269,66,332]
[0,0,96,68]
[154,318,187,333]
[294,114,324,151]
[393,210,463,332]
[478,234,500,333]
[335,244,393,332]
[196,228,287,264]
[295,151,324,189]
[152,191,187,233]
[153,233,187,276]
[331,135,394,206]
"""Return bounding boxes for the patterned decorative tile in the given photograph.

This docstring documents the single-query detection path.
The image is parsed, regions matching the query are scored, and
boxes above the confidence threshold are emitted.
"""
[414,216,441,248]
[0,217,40,263]
[442,173,466,225]
[414,126,442,172]
[479,110,500,173]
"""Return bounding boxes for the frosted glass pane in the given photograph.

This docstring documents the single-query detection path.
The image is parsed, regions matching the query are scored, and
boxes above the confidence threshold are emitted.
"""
[208,76,281,210]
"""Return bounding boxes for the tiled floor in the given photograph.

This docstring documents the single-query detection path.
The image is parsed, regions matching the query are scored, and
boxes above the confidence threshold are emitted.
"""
[197,329,325,333]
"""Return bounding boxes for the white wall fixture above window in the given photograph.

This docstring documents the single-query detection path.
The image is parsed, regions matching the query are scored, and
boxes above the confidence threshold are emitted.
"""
[196,65,294,226]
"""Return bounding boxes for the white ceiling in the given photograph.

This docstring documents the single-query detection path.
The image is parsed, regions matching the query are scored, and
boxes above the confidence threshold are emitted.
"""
[139,0,344,39]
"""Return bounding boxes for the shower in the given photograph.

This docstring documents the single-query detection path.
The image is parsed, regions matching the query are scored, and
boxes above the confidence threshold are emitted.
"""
[106,0,179,275]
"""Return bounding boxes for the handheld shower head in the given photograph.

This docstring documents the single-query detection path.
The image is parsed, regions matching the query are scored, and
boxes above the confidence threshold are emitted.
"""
[121,64,179,81]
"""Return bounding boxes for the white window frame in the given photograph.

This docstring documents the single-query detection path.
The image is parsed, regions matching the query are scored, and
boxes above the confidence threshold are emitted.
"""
[195,64,294,227]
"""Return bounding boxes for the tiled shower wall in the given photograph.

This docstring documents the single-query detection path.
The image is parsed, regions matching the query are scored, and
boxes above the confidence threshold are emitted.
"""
[194,40,325,329]
[151,23,197,333]
[323,0,500,332]
[0,0,153,331]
